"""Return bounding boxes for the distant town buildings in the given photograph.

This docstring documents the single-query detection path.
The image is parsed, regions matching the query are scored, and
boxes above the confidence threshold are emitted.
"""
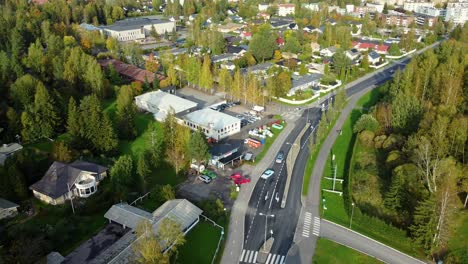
[99,17,176,42]
[404,0,434,12]
[445,0,468,25]
[278,4,295,16]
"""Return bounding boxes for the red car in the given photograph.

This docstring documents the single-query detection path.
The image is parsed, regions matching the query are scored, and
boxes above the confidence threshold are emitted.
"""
[230,173,251,185]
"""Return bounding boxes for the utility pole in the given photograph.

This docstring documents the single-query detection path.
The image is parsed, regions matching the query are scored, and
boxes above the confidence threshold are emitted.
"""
[258,213,274,251]
[349,202,355,228]
[67,183,75,214]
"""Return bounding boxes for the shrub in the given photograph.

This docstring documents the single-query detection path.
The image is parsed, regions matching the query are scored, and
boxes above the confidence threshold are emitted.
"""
[358,130,375,147]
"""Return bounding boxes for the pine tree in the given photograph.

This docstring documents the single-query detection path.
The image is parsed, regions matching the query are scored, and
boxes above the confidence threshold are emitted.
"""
[188,130,210,175]
[384,173,405,211]
[67,97,80,137]
[7,164,28,200]
[116,86,137,139]
[410,197,438,253]
[110,155,134,201]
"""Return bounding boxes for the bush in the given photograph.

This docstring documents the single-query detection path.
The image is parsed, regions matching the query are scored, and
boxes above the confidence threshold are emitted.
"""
[358,130,375,147]
[373,135,387,148]
[353,114,380,133]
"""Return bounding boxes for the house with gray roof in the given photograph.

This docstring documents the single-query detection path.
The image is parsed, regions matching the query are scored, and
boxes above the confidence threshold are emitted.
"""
[211,53,239,64]
[99,17,176,42]
[30,160,108,205]
[0,198,19,220]
[183,108,241,140]
[288,73,323,96]
[0,143,22,165]
[242,62,274,75]
[368,51,381,65]
[101,199,202,263]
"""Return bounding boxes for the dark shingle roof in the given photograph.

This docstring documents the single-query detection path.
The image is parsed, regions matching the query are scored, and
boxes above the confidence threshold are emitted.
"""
[29,160,108,199]
[0,198,19,209]
[100,18,171,31]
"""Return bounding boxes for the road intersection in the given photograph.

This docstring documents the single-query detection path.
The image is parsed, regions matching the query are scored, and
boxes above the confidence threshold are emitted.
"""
[222,41,442,264]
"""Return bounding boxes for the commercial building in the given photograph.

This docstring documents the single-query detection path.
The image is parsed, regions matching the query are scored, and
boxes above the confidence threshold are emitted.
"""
[30,160,108,205]
[135,90,198,122]
[184,108,241,141]
[445,0,468,25]
[100,17,176,42]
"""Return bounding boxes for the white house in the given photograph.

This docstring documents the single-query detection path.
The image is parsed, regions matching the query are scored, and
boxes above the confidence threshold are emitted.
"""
[184,108,241,140]
[258,3,270,11]
[288,73,323,96]
[135,90,198,122]
[368,51,381,65]
[0,198,19,220]
[0,143,22,166]
[346,48,361,61]
[100,17,176,42]
[29,160,108,205]
[278,4,295,16]
[320,46,338,57]
[445,1,468,25]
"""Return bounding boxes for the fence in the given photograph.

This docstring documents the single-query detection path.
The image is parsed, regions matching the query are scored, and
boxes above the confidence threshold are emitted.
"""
[200,214,225,264]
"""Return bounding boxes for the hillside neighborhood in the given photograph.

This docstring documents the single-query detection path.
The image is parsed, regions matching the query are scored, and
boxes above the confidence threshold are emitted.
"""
[0,0,467,264]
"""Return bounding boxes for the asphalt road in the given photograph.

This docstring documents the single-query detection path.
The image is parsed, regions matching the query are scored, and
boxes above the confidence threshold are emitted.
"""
[232,41,442,264]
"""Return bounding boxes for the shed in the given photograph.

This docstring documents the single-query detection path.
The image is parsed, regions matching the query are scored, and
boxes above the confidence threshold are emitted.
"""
[0,198,19,220]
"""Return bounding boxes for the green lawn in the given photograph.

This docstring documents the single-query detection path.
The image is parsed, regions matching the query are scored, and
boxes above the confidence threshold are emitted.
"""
[313,238,382,264]
[176,220,224,264]
[318,88,425,258]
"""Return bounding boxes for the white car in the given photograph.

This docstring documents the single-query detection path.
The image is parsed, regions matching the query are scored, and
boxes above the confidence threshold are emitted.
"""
[198,175,212,184]
[261,169,275,179]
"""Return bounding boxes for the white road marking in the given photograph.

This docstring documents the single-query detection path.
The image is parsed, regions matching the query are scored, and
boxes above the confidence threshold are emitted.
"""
[248,250,254,263]
[269,162,285,209]
[240,249,246,262]
[280,255,286,264]
[266,254,272,264]
[270,254,276,264]
[253,251,258,263]
[302,212,312,237]
[313,217,321,236]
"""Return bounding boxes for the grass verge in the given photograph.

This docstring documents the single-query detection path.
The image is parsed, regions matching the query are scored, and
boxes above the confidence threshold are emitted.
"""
[318,88,425,258]
[313,238,382,264]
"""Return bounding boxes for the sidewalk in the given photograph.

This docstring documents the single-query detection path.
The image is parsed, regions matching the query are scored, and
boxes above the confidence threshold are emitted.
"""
[220,117,298,264]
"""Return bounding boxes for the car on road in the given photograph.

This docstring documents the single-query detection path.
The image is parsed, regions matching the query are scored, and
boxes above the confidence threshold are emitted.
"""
[198,175,212,184]
[275,151,284,163]
[202,170,217,179]
[261,169,275,179]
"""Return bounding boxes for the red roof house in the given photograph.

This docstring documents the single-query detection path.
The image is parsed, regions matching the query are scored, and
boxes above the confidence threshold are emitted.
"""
[351,40,389,54]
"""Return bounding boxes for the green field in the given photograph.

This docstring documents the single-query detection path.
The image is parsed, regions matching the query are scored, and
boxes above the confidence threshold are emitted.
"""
[313,238,382,264]
[176,220,224,264]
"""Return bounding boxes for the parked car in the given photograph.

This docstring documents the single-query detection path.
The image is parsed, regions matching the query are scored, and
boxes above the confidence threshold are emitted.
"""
[261,169,275,179]
[198,175,212,184]
[202,170,217,179]
[230,173,251,184]
[275,151,284,163]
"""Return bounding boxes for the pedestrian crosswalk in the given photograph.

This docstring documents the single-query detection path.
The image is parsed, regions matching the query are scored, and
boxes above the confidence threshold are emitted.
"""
[302,212,312,237]
[265,253,286,264]
[239,249,258,263]
[312,216,320,236]
[239,249,286,264]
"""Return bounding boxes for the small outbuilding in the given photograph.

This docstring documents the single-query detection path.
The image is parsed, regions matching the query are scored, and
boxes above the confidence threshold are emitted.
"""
[0,143,23,166]
[0,198,19,220]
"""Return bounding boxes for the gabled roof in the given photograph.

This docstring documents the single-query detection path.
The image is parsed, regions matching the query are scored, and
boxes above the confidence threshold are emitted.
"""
[227,45,246,54]
[0,143,22,156]
[104,203,153,229]
[368,51,381,59]
[29,160,108,199]
[98,59,165,83]
[243,62,274,74]
[292,73,323,88]
[100,17,172,32]
[151,199,203,233]
[0,198,19,210]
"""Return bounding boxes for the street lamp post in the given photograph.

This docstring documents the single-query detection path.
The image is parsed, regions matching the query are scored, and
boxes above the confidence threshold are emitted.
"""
[259,213,275,251]
[349,202,355,229]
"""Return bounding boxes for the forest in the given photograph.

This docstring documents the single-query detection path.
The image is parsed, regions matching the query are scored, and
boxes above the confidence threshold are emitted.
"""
[350,27,467,262]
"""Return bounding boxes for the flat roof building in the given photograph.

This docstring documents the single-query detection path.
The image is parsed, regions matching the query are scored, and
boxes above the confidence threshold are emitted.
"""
[184,108,241,141]
[288,73,323,96]
[135,90,198,122]
[100,17,176,42]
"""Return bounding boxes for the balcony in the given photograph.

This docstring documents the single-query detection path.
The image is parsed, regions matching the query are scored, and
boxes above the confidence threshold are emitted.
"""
[75,177,97,198]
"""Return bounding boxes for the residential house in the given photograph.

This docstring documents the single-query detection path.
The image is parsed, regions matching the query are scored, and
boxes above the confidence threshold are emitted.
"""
[270,20,290,29]
[0,198,19,220]
[258,3,270,11]
[368,51,381,65]
[303,3,320,11]
[310,42,320,53]
[99,17,176,42]
[134,90,198,122]
[242,62,274,76]
[276,37,285,47]
[288,73,323,96]
[221,61,236,71]
[218,23,244,33]
[227,45,247,57]
[98,59,165,83]
[278,4,295,16]
[240,31,252,40]
[327,18,338,26]
[304,26,324,34]
[352,39,390,54]
[227,8,238,15]
[320,46,338,57]
[153,48,187,59]
[380,12,415,27]
[211,53,239,64]
[258,12,271,20]
[346,48,361,61]
[288,23,298,30]
[0,143,22,166]
[30,160,108,205]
